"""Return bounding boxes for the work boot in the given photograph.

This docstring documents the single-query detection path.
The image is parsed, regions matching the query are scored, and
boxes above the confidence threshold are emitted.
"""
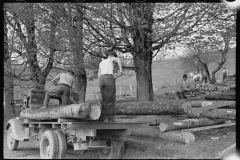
[99,115,108,122]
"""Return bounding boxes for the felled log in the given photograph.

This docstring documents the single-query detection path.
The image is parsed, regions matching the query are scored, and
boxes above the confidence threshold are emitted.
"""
[130,127,195,144]
[187,109,236,120]
[109,99,191,115]
[205,91,235,100]
[20,102,101,120]
[188,100,235,109]
[159,118,226,132]
[215,143,236,159]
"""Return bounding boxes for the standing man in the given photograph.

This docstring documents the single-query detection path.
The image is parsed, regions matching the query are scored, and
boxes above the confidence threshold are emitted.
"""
[98,51,123,122]
[222,68,228,81]
[40,71,75,110]
[176,74,190,99]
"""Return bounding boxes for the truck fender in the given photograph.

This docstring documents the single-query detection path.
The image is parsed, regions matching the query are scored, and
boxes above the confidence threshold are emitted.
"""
[6,118,27,141]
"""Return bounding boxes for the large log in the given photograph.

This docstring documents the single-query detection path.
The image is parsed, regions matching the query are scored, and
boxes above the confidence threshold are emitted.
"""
[110,99,191,115]
[187,109,236,120]
[205,91,235,100]
[130,127,195,144]
[159,118,226,132]
[20,102,101,120]
[189,100,235,109]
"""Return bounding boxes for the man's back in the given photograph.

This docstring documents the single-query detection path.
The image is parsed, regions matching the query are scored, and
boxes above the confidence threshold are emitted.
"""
[55,73,74,87]
[99,58,114,75]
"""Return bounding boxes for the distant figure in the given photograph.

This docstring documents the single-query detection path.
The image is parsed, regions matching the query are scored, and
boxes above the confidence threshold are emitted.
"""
[222,68,228,81]
[176,74,190,99]
[188,72,194,79]
[192,73,202,83]
[40,72,75,110]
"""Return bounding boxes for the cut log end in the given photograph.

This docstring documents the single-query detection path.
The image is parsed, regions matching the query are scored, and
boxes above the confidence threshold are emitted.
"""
[183,132,195,144]
[182,101,192,114]
[159,122,167,132]
[89,104,101,120]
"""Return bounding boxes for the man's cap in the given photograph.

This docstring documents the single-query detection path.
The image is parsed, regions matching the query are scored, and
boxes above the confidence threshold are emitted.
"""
[107,52,117,57]
[183,74,188,78]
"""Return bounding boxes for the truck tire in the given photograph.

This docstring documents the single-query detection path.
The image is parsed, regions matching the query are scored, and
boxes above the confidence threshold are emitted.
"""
[40,130,58,159]
[98,140,125,159]
[7,126,19,151]
[54,130,67,159]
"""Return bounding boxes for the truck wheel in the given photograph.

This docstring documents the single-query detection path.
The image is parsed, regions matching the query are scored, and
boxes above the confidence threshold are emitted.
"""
[98,140,125,159]
[7,126,19,151]
[54,130,67,159]
[40,130,58,159]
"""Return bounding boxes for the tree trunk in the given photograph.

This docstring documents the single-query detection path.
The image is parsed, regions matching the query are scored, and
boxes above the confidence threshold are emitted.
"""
[205,91,235,100]
[159,118,226,132]
[202,63,211,83]
[70,6,87,103]
[187,109,235,120]
[4,7,15,115]
[134,54,154,102]
[75,68,87,103]
[20,102,101,120]
[105,99,190,115]
[130,3,155,102]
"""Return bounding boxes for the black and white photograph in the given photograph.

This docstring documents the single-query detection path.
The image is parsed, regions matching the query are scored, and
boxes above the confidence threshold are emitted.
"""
[3,1,238,159]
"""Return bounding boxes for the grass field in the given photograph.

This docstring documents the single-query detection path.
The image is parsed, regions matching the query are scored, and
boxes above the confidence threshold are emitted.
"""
[86,48,236,99]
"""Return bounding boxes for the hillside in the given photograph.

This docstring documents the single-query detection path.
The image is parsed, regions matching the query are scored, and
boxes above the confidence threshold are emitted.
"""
[86,48,236,99]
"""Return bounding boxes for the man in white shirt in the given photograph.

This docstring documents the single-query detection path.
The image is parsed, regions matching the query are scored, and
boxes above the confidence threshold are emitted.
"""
[98,51,123,122]
[40,72,75,109]
[176,74,190,99]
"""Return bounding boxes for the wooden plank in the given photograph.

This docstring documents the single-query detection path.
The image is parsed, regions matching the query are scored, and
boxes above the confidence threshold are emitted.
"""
[215,144,236,159]
[180,122,235,132]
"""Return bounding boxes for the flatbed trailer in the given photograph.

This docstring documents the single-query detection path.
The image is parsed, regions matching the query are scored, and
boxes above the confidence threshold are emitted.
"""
[6,117,148,159]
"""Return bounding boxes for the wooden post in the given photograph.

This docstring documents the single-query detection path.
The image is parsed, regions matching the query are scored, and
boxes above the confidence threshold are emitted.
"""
[176,78,177,86]
[130,84,133,95]
[119,86,121,98]
[153,82,156,91]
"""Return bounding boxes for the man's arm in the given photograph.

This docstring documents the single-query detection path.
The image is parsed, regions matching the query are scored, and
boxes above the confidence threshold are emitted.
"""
[112,57,123,73]
[52,74,60,86]
[98,64,101,78]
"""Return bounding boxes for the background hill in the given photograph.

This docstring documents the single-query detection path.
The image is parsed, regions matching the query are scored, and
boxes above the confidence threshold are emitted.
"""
[85,48,236,100]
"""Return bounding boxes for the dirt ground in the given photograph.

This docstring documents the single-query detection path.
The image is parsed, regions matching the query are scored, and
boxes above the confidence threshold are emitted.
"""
[3,111,236,159]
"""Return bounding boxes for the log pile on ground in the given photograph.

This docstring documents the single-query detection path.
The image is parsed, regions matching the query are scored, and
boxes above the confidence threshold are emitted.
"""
[125,76,236,144]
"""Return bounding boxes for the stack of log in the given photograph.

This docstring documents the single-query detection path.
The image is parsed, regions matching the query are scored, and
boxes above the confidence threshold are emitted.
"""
[127,96,235,144]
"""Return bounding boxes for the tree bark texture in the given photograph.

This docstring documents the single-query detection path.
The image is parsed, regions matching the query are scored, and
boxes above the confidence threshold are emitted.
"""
[4,7,15,115]
[159,118,226,132]
[187,109,235,120]
[20,102,101,120]
[129,3,155,102]
[109,99,190,115]
[204,91,235,100]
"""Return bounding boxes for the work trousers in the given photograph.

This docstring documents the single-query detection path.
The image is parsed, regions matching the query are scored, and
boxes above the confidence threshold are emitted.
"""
[99,74,116,119]
[43,84,70,107]
[176,91,187,99]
